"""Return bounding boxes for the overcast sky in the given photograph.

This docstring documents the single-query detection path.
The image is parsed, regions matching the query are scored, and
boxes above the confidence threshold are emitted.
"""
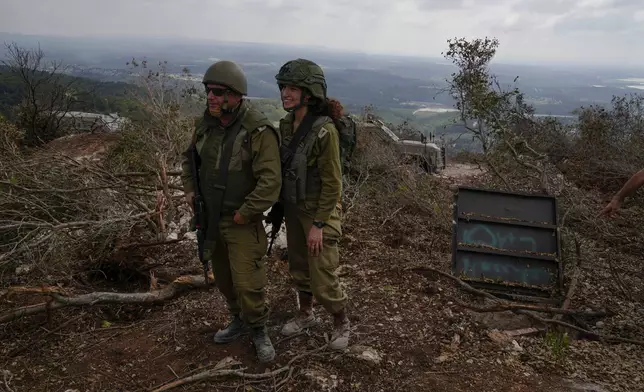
[2,0,643,67]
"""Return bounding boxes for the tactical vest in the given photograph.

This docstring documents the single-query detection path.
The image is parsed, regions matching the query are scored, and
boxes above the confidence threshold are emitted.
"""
[279,115,334,205]
[193,102,278,216]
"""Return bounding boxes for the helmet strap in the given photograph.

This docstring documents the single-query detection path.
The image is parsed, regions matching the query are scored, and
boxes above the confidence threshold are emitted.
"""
[221,91,232,113]
[284,95,306,112]
[208,91,240,118]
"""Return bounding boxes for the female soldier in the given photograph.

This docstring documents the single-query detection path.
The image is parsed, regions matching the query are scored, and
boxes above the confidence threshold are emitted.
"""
[272,58,350,350]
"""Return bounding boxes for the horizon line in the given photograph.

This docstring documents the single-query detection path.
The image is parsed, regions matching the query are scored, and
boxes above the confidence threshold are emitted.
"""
[1,31,642,71]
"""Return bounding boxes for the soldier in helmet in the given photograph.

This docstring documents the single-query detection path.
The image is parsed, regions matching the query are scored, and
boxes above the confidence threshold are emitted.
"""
[270,58,351,350]
[180,60,282,363]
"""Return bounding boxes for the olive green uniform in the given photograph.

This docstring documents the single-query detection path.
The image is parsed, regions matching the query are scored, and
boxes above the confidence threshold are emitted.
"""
[279,112,348,315]
[181,100,282,328]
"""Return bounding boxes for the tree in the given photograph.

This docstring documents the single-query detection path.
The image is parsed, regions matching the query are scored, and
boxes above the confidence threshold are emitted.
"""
[442,37,549,191]
[1,42,86,146]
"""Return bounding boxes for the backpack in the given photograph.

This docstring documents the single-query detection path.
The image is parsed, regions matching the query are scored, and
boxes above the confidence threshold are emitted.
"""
[335,114,357,173]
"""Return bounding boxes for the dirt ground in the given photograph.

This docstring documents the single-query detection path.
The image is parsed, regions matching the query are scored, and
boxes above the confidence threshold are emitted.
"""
[1,163,641,392]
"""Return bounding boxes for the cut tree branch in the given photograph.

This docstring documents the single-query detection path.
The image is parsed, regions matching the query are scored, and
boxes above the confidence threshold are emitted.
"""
[453,298,609,318]
[0,273,214,323]
[150,343,330,392]
[411,266,644,346]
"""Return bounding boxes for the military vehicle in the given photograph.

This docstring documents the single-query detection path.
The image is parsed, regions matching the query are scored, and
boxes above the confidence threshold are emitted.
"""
[358,117,445,173]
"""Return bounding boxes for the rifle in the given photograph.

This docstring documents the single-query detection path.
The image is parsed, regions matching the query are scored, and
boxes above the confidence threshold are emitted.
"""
[265,202,284,256]
[187,142,209,283]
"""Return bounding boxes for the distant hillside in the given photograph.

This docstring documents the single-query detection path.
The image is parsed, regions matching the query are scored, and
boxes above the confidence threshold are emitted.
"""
[0,65,142,119]
[4,33,642,120]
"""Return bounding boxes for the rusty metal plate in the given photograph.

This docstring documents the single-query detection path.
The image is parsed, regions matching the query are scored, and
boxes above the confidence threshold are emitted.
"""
[451,186,563,300]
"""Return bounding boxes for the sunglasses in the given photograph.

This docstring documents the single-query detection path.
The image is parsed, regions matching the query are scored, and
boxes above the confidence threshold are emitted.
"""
[205,86,230,96]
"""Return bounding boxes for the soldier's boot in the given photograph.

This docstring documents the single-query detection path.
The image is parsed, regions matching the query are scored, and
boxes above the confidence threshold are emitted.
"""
[280,291,319,337]
[251,326,276,363]
[213,315,249,344]
[329,309,350,351]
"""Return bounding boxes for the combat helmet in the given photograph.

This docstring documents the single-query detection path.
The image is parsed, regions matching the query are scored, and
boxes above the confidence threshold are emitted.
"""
[275,58,327,101]
[202,60,247,95]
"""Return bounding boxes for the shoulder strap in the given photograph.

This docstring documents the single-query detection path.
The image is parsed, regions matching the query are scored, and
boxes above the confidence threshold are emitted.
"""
[279,113,318,170]
[287,114,317,152]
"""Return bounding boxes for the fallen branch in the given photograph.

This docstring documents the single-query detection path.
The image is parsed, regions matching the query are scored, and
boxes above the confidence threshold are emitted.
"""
[2,369,15,392]
[552,258,581,326]
[453,298,609,318]
[0,273,214,324]
[411,266,644,346]
[380,206,405,227]
[607,256,633,301]
[115,237,185,250]
[0,212,154,231]
[113,170,182,178]
[150,343,329,392]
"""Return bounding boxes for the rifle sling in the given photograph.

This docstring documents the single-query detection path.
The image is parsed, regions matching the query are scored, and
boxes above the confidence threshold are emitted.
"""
[283,113,317,158]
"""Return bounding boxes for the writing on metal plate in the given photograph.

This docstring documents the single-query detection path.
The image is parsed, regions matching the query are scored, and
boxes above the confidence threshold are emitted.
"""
[452,187,561,295]
[458,256,553,287]
[461,224,537,252]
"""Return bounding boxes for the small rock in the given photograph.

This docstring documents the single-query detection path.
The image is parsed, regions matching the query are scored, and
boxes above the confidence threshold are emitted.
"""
[15,264,33,275]
[434,354,450,363]
[595,321,605,328]
[487,329,512,344]
[564,379,610,392]
[303,369,338,391]
[510,340,523,352]
[348,345,383,364]
[214,357,242,370]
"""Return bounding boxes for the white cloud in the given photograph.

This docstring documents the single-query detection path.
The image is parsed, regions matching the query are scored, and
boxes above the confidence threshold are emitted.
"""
[1,0,643,66]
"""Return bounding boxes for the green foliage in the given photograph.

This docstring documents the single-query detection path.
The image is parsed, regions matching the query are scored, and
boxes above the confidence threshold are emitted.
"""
[442,37,535,154]
[102,124,149,172]
[544,330,570,360]
[0,114,24,155]
[559,94,644,192]
[103,58,195,175]
[250,98,286,123]
[0,42,147,147]
[0,65,141,119]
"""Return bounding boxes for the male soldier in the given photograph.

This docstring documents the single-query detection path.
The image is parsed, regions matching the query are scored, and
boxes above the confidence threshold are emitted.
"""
[600,168,644,216]
[270,59,351,350]
[180,60,282,363]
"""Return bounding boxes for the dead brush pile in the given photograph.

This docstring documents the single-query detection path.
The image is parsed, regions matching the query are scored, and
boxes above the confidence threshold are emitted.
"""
[0,65,197,289]
[342,124,453,259]
[0,120,174,289]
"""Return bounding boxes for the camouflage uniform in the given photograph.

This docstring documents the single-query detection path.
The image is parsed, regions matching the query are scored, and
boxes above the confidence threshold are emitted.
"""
[272,58,350,350]
[180,60,281,363]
